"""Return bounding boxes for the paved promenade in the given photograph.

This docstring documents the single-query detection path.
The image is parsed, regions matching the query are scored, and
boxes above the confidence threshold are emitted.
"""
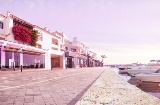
[0,67,105,105]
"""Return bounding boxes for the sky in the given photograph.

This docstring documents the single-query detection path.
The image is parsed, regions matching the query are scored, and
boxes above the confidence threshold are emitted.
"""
[1,0,160,64]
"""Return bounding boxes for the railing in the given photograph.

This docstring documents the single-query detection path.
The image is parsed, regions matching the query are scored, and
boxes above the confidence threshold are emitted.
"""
[60,44,65,50]
[51,42,58,48]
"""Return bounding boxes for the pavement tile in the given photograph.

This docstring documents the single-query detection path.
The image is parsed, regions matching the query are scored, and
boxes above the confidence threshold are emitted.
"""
[24,96,34,103]
[5,98,14,103]
[13,101,24,105]
[0,91,4,95]
[44,102,56,105]
[42,94,51,100]
[0,102,14,105]
[54,100,66,105]
[0,96,8,102]
[3,91,12,95]
[23,103,35,105]
[8,95,17,100]
[17,91,25,96]
[10,91,19,96]
[34,95,43,99]
[15,96,24,100]
[34,103,46,105]
[44,98,55,103]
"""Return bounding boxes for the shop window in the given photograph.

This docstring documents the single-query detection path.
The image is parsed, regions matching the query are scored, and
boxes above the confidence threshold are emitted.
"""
[23,54,45,69]
[0,22,3,29]
[5,52,12,68]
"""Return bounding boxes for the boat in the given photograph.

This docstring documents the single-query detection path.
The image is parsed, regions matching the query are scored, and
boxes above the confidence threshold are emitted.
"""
[119,69,158,76]
[119,60,160,76]
[135,72,160,82]
[118,63,139,70]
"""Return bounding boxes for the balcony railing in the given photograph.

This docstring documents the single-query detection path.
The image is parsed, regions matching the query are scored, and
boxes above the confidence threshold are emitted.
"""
[60,44,65,51]
[51,42,58,48]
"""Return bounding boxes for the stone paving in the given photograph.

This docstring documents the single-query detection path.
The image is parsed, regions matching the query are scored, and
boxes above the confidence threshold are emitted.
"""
[0,67,105,105]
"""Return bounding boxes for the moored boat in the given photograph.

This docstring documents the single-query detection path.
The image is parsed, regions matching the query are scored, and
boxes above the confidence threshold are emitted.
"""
[135,73,160,82]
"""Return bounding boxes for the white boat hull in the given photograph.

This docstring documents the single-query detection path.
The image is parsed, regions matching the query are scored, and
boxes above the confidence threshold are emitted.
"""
[136,73,160,82]
[119,69,157,76]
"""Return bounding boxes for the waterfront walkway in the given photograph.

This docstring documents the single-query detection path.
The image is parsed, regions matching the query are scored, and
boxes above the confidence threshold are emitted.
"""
[0,67,160,105]
[0,67,105,105]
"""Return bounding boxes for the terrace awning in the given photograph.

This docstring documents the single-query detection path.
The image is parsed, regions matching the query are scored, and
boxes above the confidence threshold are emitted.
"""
[3,46,20,52]
[3,43,23,52]
[22,47,45,55]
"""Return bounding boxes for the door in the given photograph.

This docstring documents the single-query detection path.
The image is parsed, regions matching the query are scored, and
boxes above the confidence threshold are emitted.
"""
[67,58,72,68]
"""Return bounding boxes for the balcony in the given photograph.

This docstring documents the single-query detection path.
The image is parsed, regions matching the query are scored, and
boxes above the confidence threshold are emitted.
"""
[72,41,83,48]
[51,42,58,49]
[65,51,76,57]
[60,44,65,51]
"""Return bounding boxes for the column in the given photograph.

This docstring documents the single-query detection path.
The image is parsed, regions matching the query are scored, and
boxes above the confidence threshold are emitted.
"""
[45,52,51,69]
[1,46,5,67]
[12,52,14,69]
[20,53,23,66]
[62,52,65,69]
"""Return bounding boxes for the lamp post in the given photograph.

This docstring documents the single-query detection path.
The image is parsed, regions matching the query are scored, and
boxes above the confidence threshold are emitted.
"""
[101,55,106,67]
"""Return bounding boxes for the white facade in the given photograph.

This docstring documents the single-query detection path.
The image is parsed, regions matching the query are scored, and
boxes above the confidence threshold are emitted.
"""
[0,12,66,70]
[0,12,101,70]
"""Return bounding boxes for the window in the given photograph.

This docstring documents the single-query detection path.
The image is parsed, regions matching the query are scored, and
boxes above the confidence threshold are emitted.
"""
[65,47,68,51]
[0,22,3,29]
[23,54,45,68]
[71,48,76,52]
[38,33,43,41]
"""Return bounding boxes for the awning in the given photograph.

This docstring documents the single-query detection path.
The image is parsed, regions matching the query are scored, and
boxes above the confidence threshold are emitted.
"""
[3,43,24,52]
[22,47,45,55]
[3,46,20,52]
[65,51,77,57]
[5,43,24,49]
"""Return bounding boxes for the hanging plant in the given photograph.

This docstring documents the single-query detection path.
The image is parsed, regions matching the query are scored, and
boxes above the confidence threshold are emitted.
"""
[31,30,38,46]
[12,26,39,47]
[12,26,31,44]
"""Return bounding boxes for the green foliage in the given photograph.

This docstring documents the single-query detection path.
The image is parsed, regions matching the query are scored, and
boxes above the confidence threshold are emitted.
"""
[31,30,38,46]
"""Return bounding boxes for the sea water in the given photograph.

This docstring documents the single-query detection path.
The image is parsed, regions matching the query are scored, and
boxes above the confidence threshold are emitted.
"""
[112,68,131,81]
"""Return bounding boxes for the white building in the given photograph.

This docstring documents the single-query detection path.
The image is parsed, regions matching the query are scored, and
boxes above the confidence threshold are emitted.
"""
[0,11,101,70]
[0,12,66,70]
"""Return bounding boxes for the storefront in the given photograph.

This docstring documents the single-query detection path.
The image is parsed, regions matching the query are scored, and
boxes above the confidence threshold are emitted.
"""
[65,52,75,68]
[23,54,45,69]
[0,41,46,70]
[51,57,60,68]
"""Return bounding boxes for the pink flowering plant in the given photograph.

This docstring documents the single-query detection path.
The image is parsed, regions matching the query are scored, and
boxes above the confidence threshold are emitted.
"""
[12,26,38,46]
[12,26,31,44]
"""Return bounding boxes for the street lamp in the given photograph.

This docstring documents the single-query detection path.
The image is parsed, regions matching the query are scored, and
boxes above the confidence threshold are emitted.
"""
[101,55,106,62]
[101,55,106,67]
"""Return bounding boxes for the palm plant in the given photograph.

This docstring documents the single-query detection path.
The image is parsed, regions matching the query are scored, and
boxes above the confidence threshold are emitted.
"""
[101,55,106,63]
